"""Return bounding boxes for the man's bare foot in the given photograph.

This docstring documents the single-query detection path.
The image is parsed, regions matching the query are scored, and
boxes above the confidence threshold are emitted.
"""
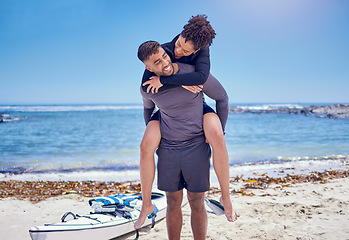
[134,204,155,229]
[220,196,237,222]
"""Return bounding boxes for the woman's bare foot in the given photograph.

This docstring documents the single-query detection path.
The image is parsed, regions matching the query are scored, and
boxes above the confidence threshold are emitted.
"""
[134,204,155,229]
[220,196,237,222]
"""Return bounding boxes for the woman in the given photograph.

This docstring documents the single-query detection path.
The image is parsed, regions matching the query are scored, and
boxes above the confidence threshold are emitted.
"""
[135,15,236,229]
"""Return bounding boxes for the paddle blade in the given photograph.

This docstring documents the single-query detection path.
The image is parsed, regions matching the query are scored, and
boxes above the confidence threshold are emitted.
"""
[205,197,225,216]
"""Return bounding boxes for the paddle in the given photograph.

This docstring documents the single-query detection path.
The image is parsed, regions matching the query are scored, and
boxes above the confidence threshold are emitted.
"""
[204,197,225,215]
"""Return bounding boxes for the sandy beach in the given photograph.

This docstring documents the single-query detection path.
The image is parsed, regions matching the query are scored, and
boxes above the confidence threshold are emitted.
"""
[144,177,349,240]
[1,166,349,240]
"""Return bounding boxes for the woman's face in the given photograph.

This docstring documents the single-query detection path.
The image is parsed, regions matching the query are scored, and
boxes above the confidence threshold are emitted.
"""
[174,35,200,59]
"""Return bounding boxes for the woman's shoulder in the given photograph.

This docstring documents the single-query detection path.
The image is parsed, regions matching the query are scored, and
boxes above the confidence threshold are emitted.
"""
[189,46,210,63]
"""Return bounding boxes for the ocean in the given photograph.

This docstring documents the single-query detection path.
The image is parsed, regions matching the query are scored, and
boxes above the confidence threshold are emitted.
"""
[1,103,348,181]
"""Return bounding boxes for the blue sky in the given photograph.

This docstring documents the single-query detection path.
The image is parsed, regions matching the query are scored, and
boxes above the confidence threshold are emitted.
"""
[1,0,348,105]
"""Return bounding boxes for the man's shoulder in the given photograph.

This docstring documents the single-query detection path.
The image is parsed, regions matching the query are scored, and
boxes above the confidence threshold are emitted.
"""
[177,63,195,73]
[140,85,148,96]
[141,83,179,95]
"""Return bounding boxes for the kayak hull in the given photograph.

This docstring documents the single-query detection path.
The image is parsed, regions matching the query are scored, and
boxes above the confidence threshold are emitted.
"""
[29,211,165,240]
[29,190,169,240]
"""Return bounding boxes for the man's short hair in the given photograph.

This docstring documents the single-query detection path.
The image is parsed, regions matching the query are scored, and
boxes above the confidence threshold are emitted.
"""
[137,41,161,62]
[181,14,216,50]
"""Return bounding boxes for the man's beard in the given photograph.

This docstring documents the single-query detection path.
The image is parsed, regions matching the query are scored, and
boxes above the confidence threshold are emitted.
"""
[157,62,174,76]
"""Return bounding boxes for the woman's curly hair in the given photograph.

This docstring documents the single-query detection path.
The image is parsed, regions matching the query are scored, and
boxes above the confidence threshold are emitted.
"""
[181,14,216,50]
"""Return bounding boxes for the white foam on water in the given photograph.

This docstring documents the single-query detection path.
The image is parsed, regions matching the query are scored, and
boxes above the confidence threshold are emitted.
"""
[1,170,141,182]
[0,105,143,112]
[236,104,304,111]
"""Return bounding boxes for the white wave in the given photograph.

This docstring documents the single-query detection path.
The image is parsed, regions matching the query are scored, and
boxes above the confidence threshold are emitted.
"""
[0,170,141,182]
[237,104,304,111]
[0,105,143,112]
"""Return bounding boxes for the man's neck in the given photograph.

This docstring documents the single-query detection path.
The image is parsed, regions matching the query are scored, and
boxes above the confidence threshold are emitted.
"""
[172,63,179,75]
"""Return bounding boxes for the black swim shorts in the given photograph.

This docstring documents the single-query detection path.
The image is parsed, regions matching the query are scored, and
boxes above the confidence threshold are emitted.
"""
[203,101,215,115]
[156,142,211,193]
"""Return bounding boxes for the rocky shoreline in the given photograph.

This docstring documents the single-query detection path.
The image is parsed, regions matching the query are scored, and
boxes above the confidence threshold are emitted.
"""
[229,104,349,119]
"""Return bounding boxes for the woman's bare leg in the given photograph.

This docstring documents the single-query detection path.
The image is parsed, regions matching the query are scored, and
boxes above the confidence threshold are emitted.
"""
[134,120,161,229]
[203,113,237,222]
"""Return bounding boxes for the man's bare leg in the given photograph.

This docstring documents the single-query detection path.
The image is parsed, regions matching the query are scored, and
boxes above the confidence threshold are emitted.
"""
[187,191,207,240]
[166,190,183,240]
[203,113,237,222]
[134,120,161,229]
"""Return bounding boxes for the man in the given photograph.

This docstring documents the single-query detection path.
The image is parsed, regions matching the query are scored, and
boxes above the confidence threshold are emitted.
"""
[138,41,237,239]
[135,15,235,229]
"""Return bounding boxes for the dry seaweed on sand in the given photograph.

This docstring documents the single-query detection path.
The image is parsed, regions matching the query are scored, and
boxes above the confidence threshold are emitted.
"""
[0,180,141,202]
[1,170,348,202]
[206,170,349,198]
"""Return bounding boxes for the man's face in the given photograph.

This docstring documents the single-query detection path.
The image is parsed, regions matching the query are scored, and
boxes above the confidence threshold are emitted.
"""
[144,47,174,76]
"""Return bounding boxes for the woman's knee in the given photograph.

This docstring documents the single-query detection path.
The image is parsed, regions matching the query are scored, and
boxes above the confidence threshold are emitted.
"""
[140,137,156,155]
[140,120,161,155]
[203,114,225,144]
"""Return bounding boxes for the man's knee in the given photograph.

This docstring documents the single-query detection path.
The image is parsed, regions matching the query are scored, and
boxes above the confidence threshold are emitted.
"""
[166,191,183,210]
[188,192,205,212]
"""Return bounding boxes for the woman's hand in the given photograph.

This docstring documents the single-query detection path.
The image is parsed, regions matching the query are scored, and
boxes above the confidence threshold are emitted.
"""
[181,85,203,93]
[143,76,163,93]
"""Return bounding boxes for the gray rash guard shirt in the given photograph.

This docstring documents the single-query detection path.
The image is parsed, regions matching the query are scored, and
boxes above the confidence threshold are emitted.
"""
[141,63,229,149]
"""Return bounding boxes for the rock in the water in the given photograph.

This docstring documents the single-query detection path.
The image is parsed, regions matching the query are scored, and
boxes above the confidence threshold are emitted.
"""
[229,104,349,119]
[310,104,349,118]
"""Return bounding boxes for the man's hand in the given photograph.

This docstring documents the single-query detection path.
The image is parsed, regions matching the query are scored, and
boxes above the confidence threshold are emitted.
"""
[182,85,203,93]
[143,76,163,93]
